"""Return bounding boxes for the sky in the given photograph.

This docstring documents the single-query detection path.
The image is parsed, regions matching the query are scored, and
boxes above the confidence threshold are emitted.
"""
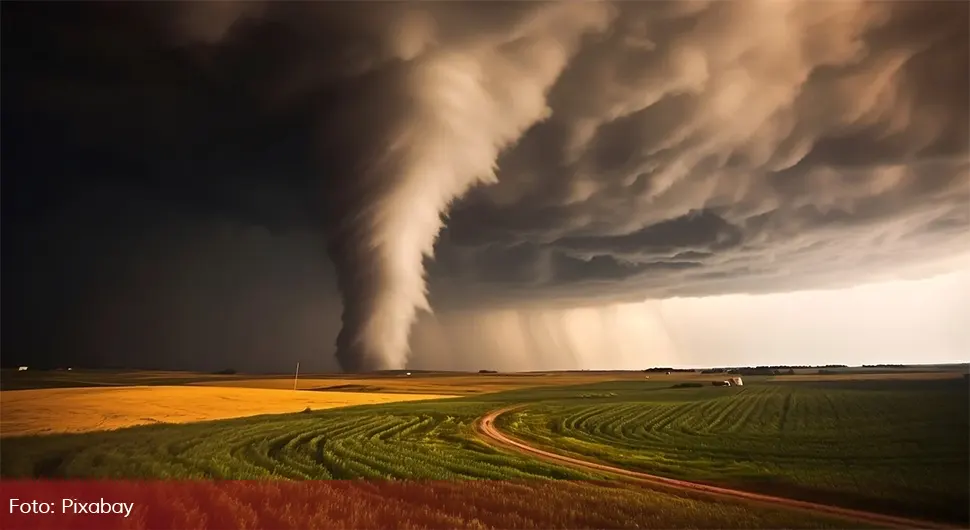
[2,1,968,372]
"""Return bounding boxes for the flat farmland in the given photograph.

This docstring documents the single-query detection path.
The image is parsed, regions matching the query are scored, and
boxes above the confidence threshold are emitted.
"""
[0,369,256,391]
[499,378,970,524]
[0,386,855,529]
[1,389,607,481]
[1,369,702,393]
[767,371,966,382]
[196,372,678,394]
[2,370,967,527]
[0,386,452,437]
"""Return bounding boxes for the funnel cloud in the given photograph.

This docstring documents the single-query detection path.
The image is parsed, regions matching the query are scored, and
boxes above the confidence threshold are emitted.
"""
[317,4,614,371]
[2,1,967,372]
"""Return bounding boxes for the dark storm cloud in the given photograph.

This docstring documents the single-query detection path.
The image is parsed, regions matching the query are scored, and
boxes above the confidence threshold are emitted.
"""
[425,0,969,308]
[558,210,744,259]
[2,1,967,371]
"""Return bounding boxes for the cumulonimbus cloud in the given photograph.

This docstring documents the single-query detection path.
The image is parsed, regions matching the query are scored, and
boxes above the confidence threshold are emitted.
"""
[168,0,968,371]
[434,0,968,307]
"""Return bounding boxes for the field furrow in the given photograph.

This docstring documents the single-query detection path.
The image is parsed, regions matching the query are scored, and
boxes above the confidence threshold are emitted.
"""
[2,374,967,527]
[501,378,969,524]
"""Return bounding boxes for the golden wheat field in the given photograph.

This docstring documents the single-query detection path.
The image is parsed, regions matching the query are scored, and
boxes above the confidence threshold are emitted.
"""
[0,386,453,437]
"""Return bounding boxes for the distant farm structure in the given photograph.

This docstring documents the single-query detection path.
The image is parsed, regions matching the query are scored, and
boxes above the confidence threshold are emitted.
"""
[17,366,28,371]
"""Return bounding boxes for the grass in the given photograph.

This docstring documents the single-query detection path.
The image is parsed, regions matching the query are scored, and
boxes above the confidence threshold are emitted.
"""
[0,386,453,437]
[1,371,966,527]
[0,385,856,529]
[766,372,966,382]
[1,389,592,481]
[497,378,970,524]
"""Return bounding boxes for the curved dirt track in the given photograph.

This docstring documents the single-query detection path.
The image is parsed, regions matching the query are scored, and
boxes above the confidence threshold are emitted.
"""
[477,406,958,530]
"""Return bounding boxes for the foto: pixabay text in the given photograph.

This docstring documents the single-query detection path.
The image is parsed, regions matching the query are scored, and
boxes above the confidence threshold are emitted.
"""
[9,498,134,518]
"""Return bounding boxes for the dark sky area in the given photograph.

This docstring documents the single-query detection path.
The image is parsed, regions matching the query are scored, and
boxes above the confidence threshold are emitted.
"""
[2,2,967,372]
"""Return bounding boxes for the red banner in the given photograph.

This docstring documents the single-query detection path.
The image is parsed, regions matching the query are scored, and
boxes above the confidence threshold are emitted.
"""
[1,479,636,530]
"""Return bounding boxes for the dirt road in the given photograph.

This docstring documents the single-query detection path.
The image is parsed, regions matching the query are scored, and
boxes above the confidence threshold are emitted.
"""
[476,406,958,530]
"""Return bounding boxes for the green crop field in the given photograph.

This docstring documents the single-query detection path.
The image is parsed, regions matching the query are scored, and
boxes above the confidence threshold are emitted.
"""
[1,388,593,481]
[1,375,967,527]
[0,387,857,529]
[498,378,970,524]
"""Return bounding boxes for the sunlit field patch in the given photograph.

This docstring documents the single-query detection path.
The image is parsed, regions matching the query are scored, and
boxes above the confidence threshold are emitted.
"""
[0,386,453,437]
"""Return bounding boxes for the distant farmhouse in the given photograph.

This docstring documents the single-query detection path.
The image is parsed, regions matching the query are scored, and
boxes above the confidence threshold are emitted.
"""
[713,376,744,387]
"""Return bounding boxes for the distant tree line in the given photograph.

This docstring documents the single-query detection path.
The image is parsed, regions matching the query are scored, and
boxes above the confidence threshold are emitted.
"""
[862,364,909,369]
[478,370,498,374]
[700,367,794,376]
[699,364,849,376]
[736,367,796,376]
[643,368,696,373]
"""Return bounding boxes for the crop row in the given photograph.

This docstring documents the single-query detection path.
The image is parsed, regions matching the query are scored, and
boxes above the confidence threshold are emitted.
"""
[2,379,966,525]
[500,380,970,524]
[1,398,601,483]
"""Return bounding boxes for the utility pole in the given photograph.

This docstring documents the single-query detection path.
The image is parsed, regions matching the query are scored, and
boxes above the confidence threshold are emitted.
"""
[293,361,300,391]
